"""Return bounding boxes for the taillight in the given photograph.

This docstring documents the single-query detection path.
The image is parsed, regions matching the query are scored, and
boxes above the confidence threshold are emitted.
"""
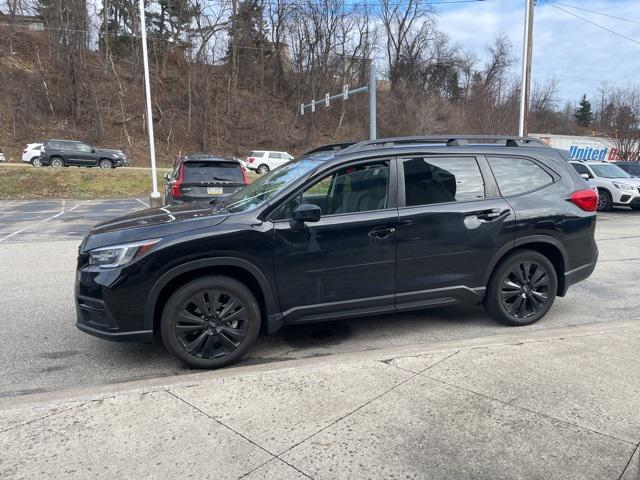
[171,165,184,198]
[248,157,255,164]
[23,149,27,153]
[569,188,598,212]
[241,167,249,185]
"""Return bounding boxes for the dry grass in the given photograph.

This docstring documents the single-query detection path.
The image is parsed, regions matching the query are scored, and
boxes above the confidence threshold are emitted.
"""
[0,164,260,200]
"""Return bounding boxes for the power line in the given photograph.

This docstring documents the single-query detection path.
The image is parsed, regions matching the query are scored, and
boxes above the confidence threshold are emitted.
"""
[542,1,640,48]
[544,0,640,26]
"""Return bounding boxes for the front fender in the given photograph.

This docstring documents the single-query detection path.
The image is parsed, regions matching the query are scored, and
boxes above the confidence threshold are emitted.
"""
[143,257,282,333]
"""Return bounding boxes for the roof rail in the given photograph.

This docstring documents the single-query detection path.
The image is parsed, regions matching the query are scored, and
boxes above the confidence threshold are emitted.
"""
[304,142,357,155]
[340,135,547,154]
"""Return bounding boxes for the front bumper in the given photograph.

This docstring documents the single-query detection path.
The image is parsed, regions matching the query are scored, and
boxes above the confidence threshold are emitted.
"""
[76,321,153,342]
[75,266,153,343]
[613,189,640,206]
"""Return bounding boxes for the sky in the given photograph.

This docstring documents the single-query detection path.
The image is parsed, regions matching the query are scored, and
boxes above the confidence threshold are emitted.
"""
[434,0,640,105]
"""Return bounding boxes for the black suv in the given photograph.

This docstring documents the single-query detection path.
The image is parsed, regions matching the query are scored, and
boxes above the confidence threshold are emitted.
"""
[164,155,248,204]
[76,136,598,368]
[41,139,128,168]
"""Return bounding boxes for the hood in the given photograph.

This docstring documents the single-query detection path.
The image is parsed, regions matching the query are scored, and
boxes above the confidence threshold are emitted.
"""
[82,203,229,251]
[95,148,124,156]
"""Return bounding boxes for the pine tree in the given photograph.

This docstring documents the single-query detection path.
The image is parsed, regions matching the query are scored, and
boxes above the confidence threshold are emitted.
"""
[574,94,593,127]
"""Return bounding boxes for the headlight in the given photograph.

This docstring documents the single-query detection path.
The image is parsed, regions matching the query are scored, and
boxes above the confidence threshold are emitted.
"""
[89,239,160,268]
[613,182,634,191]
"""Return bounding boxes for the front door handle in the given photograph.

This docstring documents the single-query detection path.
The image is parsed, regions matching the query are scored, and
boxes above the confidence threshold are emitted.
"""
[369,227,396,239]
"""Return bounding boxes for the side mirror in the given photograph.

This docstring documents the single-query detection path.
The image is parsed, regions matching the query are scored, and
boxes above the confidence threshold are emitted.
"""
[292,203,321,224]
[91,147,96,153]
[580,173,590,181]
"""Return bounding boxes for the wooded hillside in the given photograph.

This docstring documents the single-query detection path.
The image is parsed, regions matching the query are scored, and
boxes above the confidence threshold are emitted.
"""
[1,0,638,165]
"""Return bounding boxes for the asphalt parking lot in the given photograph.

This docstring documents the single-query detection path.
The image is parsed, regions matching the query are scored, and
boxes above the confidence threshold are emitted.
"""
[1,199,639,397]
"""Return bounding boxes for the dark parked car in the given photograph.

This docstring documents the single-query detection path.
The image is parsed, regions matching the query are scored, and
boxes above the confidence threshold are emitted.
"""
[164,155,249,205]
[612,161,640,177]
[76,136,598,368]
[40,139,128,168]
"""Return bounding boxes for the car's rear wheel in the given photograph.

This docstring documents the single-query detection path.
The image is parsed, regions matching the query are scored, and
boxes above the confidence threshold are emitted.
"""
[256,164,270,174]
[50,157,64,168]
[99,159,114,169]
[597,189,612,212]
[31,157,42,167]
[160,275,261,369]
[484,249,557,326]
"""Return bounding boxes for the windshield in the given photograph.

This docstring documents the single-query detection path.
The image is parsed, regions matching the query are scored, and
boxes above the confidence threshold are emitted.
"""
[183,161,244,183]
[590,164,631,179]
[221,158,325,213]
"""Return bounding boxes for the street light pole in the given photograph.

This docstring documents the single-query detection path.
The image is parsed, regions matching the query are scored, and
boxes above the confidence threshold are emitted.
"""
[518,0,535,137]
[139,0,161,206]
[369,61,376,140]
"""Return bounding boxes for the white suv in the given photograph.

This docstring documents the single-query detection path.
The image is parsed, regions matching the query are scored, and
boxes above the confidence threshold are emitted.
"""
[246,150,293,174]
[570,160,640,211]
[22,143,43,166]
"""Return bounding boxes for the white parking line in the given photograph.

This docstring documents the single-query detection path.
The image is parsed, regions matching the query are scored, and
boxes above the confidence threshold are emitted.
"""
[136,198,150,208]
[0,200,91,244]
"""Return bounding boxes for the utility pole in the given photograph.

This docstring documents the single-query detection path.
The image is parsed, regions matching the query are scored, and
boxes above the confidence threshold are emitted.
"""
[139,0,161,207]
[518,0,535,137]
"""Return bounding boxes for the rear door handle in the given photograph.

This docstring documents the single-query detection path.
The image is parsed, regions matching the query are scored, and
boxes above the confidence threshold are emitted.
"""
[472,208,511,221]
[369,227,396,239]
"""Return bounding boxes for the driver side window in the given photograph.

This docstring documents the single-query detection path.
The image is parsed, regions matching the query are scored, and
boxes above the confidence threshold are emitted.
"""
[274,161,390,220]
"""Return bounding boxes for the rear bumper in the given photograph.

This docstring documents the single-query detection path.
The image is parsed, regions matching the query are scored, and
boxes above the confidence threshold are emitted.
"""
[561,249,598,295]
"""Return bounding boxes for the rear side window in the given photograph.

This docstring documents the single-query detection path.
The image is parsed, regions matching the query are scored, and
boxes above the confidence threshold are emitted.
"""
[402,156,485,207]
[48,142,63,150]
[268,152,283,159]
[250,151,265,157]
[182,162,244,183]
[489,157,554,196]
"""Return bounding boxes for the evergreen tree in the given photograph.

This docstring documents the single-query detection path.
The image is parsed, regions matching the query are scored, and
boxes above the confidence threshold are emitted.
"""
[574,94,593,127]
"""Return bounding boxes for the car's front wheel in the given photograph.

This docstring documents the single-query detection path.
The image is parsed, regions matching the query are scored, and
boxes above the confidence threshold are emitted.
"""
[99,159,114,169]
[597,189,612,212]
[484,249,557,326]
[160,275,261,369]
[31,157,42,167]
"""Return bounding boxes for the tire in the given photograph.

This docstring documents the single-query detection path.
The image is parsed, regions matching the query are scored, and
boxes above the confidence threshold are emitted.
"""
[484,249,557,327]
[31,157,42,167]
[597,189,613,212]
[256,164,270,174]
[50,157,64,168]
[160,275,261,369]
[631,205,640,211]
[99,159,114,169]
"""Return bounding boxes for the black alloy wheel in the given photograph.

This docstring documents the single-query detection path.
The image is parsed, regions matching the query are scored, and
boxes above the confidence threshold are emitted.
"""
[161,276,260,368]
[484,249,557,326]
[500,261,551,319]
[176,291,248,358]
